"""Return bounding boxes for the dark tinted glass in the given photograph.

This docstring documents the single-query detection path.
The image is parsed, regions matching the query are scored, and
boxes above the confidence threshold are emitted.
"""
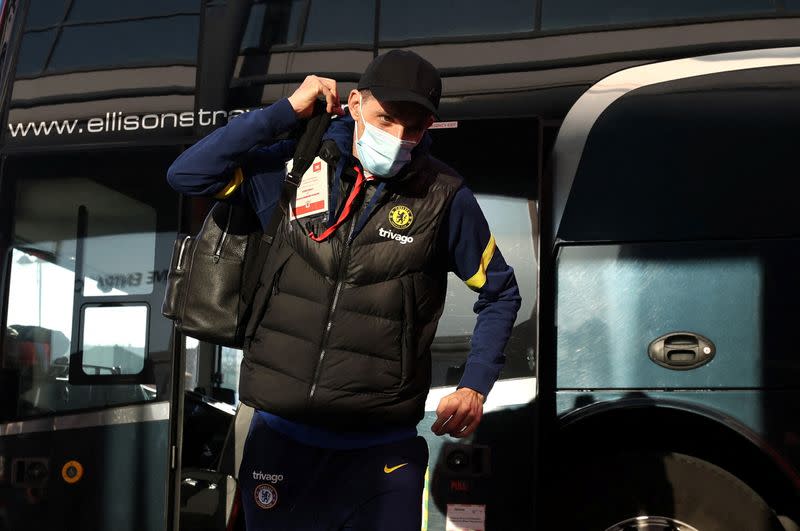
[380,0,534,42]
[48,15,198,71]
[541,0,774,30]
[24,0,67,29]
[558,65,800,243]
[15,29,55,76]
[67,0,199,23]
[2,150,178,421]
[787,0,800,9]
[304,0,374,45]
[240,0,303,49]
[182,391,234,469]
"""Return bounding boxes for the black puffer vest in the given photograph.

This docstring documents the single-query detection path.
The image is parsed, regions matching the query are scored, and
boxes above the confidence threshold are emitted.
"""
[240,148,462,430]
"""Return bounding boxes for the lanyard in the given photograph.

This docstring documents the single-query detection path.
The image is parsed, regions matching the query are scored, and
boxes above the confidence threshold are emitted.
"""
[307,165,364,242]
[307,166,385,243]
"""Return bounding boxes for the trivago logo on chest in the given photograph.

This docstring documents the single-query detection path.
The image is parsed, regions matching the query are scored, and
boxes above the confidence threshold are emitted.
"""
[252,471,284,483]
[378,227,414,245]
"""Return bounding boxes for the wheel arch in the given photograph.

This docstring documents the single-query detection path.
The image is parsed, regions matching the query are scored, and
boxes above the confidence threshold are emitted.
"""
[556,395,800,522]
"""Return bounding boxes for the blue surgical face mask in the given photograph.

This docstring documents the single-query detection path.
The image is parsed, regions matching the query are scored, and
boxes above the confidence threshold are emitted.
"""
[354,95,418,178]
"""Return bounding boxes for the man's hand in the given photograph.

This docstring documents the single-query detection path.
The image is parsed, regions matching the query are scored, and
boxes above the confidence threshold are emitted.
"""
[431,387,485,438]
[288,75,344,118]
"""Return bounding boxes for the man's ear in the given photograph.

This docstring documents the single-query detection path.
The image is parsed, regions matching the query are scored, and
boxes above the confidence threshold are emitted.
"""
[347,90,362,120]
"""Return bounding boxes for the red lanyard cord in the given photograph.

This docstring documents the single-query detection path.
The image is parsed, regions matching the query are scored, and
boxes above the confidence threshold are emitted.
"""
[303,166,365,242]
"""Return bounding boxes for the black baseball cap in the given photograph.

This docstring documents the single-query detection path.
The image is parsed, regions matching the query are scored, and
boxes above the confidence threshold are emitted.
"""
[357,50,442,117]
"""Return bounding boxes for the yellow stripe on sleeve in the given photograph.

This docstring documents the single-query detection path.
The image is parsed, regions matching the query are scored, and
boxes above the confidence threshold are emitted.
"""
[213,167,244,199]
[465,234,496,291]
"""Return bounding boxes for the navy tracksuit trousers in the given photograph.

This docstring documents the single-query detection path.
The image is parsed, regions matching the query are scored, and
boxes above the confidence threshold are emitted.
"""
[238,414,429,530]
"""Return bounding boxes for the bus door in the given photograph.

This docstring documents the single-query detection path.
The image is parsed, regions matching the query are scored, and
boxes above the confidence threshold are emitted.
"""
[0,148,181,531]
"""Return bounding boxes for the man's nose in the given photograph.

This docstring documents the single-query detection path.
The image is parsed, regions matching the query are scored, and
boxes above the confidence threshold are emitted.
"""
[390,124,408,140]
[395,125,419,142]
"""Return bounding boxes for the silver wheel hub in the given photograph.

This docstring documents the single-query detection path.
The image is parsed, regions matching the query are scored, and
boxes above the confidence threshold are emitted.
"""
[605,516,700,531]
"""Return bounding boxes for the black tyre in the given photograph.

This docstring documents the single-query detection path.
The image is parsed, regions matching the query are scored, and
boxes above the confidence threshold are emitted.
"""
[554,451,784,531]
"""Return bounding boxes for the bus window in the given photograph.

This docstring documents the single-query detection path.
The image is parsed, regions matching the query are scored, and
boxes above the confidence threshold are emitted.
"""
[13,0,200,77]
[1,151,178,421]
[240,0,305,50]
[219,346,244,404]
[379,0,535,42]
[14,29,55,76]
[303,0,374,46]
[47,16,198,73]
[540,0,775,31]
[81,305,148,376]
[65,0,199,23]
[23,0,66,29]
[6,248,73,377]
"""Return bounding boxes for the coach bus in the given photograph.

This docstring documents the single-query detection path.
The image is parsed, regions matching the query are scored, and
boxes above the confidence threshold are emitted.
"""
[1,1,800,530]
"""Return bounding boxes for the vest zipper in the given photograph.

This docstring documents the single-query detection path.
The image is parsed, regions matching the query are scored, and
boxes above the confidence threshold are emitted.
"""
[307,201,359,404]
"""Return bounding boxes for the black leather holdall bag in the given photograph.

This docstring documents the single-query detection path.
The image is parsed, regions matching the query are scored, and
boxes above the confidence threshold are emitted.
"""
[161,202,270,348]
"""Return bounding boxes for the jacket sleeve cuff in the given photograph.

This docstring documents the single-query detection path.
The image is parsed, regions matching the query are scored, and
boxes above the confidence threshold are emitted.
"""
[457,361,499,398]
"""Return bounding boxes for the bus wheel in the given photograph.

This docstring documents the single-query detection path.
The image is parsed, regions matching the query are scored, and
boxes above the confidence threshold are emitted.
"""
[554,451,784,531]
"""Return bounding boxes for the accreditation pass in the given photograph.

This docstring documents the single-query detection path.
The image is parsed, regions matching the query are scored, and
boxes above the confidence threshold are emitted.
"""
[287,156,329,220]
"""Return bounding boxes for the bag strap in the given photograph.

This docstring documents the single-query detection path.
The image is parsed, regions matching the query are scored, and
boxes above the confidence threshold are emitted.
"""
[277,103,333,230]
[242,106,334,302]
[286,100,333,187]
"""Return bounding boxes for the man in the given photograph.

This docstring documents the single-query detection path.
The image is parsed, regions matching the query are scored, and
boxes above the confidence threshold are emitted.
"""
[167,50,520,530]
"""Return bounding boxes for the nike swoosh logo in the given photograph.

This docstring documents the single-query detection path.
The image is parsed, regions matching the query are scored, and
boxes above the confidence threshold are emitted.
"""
[383,463,408,474]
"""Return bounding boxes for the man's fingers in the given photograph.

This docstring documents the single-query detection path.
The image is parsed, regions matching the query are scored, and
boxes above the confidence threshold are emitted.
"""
[431,412,454,435]
[430,414,450,435]
[448,411,477,436]
[318,81,342,115]
[289,75,342,117]
[435,397,457,420]
[432,391,486,437]
[436,407,472,436]
[453,406,483,438]
[319,84,335,113]
[317,77,338,101]
[445,409,470,436]
[454,417,480,438]
[432,399,457,435]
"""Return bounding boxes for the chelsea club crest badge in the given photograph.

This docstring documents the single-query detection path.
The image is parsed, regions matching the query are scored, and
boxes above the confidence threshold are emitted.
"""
[389,205,413,230]
[254,483,278,509]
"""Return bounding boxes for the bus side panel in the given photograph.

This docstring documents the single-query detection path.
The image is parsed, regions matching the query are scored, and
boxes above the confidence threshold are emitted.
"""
[0,418,169,531]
